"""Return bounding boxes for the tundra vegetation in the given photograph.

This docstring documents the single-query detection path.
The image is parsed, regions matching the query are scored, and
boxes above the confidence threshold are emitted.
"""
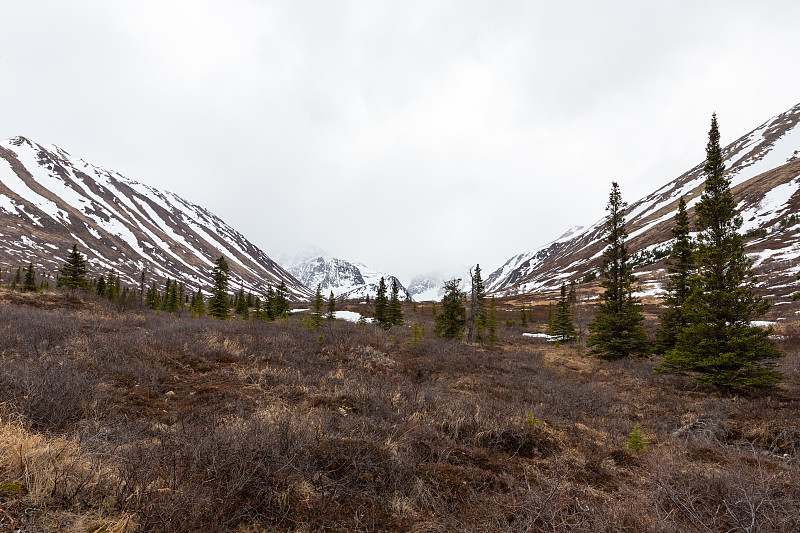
[0,287,799,532]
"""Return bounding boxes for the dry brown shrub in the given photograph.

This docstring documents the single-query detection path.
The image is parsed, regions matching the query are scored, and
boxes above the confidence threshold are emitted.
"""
[0,407,134,532]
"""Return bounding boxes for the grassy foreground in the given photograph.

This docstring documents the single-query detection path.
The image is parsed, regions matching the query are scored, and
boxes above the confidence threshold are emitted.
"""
[1,289,799,532]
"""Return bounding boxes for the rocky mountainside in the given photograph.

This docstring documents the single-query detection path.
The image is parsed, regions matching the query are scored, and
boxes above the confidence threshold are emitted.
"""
[0,136,311,299]
[486,103,800,300]
[288,256,410,301]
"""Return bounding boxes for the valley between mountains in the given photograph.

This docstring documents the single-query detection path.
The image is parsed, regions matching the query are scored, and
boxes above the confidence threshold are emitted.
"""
[1,105,800,532]
[2,104,800,311]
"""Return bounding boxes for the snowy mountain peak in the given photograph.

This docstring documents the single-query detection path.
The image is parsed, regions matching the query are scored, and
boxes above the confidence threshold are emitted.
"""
[0,136,311,299]
[288,256,410,300]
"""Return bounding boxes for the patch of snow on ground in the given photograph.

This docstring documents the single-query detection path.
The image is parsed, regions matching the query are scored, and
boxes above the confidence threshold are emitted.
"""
[633,284,663,299]
[739,177,799,233]
[728,121,800,188]
[0,153,69,223]
[0,195,17,214]
[523,333,557,341]
[334,310,372,323]
[750,321,777,327]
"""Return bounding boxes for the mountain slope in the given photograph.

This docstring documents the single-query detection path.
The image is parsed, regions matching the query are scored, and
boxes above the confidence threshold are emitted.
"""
[288,256,410,301]
[0,136,311,299]
[486,103,800,297]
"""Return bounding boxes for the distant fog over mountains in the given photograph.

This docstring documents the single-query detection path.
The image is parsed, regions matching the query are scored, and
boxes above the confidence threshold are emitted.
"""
[487,103,800,299]
[0,137,311,299]
[287,255,411,301]
[1,102,798,305]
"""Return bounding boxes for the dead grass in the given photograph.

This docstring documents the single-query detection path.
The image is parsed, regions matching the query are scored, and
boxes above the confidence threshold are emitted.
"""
[0,288,799,531]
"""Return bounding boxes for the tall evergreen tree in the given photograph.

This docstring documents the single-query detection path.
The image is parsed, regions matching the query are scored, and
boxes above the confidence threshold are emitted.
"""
[587,182,649,359]
[388,278,404,326]
[13,266,21,291]
[373,277,390,329]
[235,284,249,319]
[192,288,205,317]
[57,244,91,290]
[657,114,782,388]
[550,283,577,342]
[23,263,37,293]
[434,279,467,340]
[467,265,486,343]
[208,256,231,319]
[263,286,276,320]
[106,270,121,302]
[274,280,291,317]
[310,284,324,328]
[326,291,336,321]
[167,279,180,312]
[96,274,106,297]
[654,196,695,354]
[161,279,173,311]
[146,281,160,310]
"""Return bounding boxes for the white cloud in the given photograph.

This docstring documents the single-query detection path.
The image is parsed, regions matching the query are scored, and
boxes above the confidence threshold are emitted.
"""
[1,1,799,282]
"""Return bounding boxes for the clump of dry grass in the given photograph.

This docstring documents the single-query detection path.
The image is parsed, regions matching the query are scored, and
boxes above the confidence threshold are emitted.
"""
[0,405,135,532]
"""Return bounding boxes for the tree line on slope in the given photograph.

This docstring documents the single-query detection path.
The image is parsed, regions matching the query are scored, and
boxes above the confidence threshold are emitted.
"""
[585,113,783,390]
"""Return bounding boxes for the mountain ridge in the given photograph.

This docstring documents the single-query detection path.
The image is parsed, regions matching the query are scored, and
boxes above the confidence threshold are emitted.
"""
[0,136,311,299]
[486,103,800,298]
[287,255,411,301]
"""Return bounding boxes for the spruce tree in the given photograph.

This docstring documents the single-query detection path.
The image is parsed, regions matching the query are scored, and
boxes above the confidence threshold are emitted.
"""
[146,281,160,310]
[434,279,467,340]
[161,279,174,311]
[388,278,404,326]
[167,279,180,311]
[274,280,290,317]
[235,284,249,319]
[550,283,577,342]
[264,286,276,320]
[373,277,390,329]
[310,284,324,328]
[326,291,336,321]
[467,265,486,343]
[23,263,37,293]
[654,196,694,354]
[193,288,205,317]
[106,270,121,302]
[57,244,91,290]
[13,266,21,291]
[208,256,231,319]
[96,274,106,297]
[587,182,649,359]
[657,114,782,389]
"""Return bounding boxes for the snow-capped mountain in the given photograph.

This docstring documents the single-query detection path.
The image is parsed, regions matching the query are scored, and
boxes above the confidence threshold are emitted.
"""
[487,103,800,298]
[407,270,473,302]
[288,256,410,301]
[0,136,311,299]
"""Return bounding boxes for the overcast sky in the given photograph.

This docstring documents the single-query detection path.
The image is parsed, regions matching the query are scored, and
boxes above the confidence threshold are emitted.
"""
[2,1,799,282]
